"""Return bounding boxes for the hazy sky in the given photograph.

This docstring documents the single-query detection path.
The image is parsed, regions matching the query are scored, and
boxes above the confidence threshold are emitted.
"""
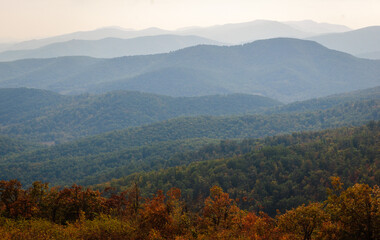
[1,0,380,41]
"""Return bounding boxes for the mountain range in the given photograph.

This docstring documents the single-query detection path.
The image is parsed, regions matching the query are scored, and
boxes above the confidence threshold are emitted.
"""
[0,35,222,62]
[0,18,379,231]
[0,20,350,53]
[0,38,379,102]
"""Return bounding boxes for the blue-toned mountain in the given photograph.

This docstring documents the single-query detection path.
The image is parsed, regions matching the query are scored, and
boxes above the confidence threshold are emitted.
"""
[0,38,379,102]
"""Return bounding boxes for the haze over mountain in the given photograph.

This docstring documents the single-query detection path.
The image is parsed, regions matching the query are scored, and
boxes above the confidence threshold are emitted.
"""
[284,20,351,34]
[179,20,351,44]
[308,26,380,59]
[0,20,351,53]
[3,27,171,52]
[0,35,222,62]
[0,43,13,52]
[358,51,380,59]
[0,38,379,102]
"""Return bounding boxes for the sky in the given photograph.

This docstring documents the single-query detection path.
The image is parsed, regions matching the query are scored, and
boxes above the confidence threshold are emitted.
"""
[1,0,380,42]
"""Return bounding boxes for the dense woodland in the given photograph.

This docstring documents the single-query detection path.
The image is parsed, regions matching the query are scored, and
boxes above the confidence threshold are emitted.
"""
[0,86,379,239]
[0,178,378,239]
[0,86,378,143]
[98,121,380,215]
[0,88,280,142]
[0,97,378,187]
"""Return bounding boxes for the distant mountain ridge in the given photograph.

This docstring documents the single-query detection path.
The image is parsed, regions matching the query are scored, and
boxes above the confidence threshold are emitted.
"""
[0,35,223,62]
[0,20,351,53]
[0,38,379,102]
[3,27,171,51]
[358,51,380,60]
[308,26,380,59]
[284,20,351,34]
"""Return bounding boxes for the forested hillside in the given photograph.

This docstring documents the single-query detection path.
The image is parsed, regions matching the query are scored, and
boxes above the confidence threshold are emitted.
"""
[267,86,380,113]
[1,123,378,239]
[0,135,39,157]
[1,86,378,143]
[100,121,380,215]
[0,98,378,187]
[0,88,280,142]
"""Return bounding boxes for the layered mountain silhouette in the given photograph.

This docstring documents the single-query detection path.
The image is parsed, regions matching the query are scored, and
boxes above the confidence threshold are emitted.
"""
[0,38,379,102]
[179,20,350,44]
[309,26,380,59]
[0,35,222,62]
[284,20,350,34]
[1,20,350,53]
[3,27,170,51]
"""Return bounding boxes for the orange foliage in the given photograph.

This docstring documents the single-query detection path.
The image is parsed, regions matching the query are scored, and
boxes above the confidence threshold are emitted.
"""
[0,180,379,240]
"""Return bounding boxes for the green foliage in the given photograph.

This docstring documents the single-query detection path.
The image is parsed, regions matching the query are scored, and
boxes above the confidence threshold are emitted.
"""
[0,86,378,144]
[0,138,218,186]
[267,86,380,114]
[0,93,379,187]
[0,135,39,157]
[0,88,280,142]
[103,121,380,215]
[1,96,378,187]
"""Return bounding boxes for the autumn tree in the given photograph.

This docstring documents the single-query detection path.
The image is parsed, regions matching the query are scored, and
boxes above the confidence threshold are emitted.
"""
[139,187,190,239]
[241,211,280,240]
[0,179,24,218]
[326,178,380,240]
[277,202,328,240]
[198,185,245,239]
[105,182,141,220]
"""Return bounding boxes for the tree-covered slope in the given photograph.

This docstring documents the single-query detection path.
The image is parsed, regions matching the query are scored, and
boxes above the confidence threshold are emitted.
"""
[0,88,67,124]
[0,138,218,186]
[1,38,379,102]
[266,85,380,113]
[0,135,40,157]
[100,121,380,215]
[0,88,281,142]
[0,98,378,186]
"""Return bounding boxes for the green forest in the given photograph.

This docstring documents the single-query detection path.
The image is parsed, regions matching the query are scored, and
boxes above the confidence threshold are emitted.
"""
[0,97,378,186]
[99,121,380,215]
[0,86,379,239]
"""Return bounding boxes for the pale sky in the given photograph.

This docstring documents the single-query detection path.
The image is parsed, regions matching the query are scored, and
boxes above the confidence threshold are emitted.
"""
[1,0,380,41]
